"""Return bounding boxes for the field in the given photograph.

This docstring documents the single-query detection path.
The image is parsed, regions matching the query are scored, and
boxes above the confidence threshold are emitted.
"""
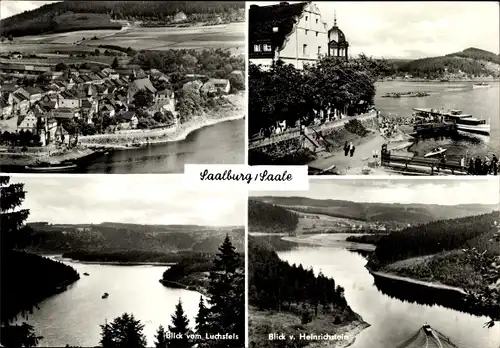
[0,22,245,54]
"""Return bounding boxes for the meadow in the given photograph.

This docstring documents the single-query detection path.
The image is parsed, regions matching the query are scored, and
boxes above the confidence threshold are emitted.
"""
[1,22,245,54]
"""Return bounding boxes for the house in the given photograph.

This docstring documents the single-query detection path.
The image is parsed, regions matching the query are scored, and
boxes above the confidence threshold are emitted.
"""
[173,11,187,23]
[249,2,346,69]
[102,68,120,80]
[12,92,30,113]
[115,111,138,129]
[100,103,116,118]
[17,113,38,133]
[17,86,44,104]
[51,107,80,120]
[41,71,64,80]
[0,97,13,117]
[127,78,157,104]
[182,80,204,93]
[11,52,23,59]
[201,79,231,94]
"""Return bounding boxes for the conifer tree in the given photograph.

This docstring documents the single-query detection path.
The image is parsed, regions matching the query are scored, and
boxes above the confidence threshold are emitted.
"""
[207,235,244,347]
[195,296,209,346]
[1,176,31,252]
[154,325,167,348]
[167,299,192,348]
[99,313,147,348]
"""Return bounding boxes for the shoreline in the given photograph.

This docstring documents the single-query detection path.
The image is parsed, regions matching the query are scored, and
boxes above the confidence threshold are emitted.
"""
[53,255,175,267]
[79,107,244,150]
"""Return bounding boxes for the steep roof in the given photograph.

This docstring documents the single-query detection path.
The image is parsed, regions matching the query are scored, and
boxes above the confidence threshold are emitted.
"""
[131,78,157,94]
[249,2,308,49]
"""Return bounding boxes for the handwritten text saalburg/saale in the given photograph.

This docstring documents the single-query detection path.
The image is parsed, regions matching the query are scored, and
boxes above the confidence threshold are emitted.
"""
[199,169,293,184]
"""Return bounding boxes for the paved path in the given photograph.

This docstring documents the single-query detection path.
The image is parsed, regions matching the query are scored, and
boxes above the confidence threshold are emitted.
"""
[308,131,387,174]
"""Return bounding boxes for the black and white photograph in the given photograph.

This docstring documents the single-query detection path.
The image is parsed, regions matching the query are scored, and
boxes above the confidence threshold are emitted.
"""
[0,1,245,173]
[248,179,500,348]
[0,175,245,347]
[248,1,499,176]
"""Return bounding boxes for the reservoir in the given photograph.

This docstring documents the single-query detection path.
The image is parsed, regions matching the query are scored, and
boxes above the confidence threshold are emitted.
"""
[14,258,204,347]
[276,234,500,348]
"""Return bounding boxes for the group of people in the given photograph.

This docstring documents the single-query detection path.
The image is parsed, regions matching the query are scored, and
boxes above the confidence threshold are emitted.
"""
[344,141,356,157]
[465,154,498,175]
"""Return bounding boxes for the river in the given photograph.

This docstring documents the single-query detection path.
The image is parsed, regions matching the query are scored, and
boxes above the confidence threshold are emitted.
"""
[274,234,500,348]
[80,118,244,173]
[14,258,204,347]
[375,81,500,158]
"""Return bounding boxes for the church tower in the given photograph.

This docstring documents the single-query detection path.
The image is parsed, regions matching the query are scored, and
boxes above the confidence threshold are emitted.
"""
[327,10,349,60]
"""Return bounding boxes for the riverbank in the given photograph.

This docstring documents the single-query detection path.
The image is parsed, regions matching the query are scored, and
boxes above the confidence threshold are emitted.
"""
[54,255,175,267]
[249,306,369,348]
[79,93,245,150]
[0,146,95,166]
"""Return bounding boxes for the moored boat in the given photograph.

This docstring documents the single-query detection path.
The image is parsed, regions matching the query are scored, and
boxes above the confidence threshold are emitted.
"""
[102,292,109,299]
[424,147,447,158]
[412,108,490,136]
[472,83,490,89]
[25,163,78,172]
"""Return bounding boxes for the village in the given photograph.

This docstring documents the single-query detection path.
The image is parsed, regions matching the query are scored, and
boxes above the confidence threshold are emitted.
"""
[0,53,240,151]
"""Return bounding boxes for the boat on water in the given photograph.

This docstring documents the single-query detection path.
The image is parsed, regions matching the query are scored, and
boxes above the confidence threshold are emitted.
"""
[472,83,490,89]
[423,324,432,335]
[102,292,109,299]
[424,147,447,158]
[412,108,490,136]
[25,162,78,172]
[83,272,89,276]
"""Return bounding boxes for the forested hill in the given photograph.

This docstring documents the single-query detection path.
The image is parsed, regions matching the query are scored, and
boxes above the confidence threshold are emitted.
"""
[253,196,497,225]
[25,222,245,253]
[0,1,245,37]
[383,47,500,79]
[372,211,500,266]
[248,200,299,233]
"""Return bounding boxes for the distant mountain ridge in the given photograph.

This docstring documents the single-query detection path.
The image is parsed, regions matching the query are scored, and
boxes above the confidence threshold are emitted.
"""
[26,222,245,253]
[0,1,245,37]
[383,47,500,79]
[252,196,498,224]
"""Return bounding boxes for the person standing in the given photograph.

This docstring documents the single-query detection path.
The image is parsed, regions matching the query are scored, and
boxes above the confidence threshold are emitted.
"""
[474,156,482,175]
[350,145,356,157]
[492,154,498,175]
[344,141,349,156]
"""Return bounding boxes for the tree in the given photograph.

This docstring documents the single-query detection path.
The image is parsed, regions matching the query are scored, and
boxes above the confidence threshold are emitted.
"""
[153,111,167,123]
[111,57,119,69]
[94,49,100,56]
[167,299,192,348]
[1,176,31,252]
[207,235,244,347]
[133,90,154,108]
[154,325,167,348]
[195,296,209,340]
[99,313,147,348]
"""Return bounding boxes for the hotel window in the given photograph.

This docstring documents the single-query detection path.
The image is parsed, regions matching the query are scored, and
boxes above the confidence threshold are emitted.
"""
[316,18,319,24]
[305,29,308,35]
[303,44,308,55]
[253,44,261,52]
[316,32,318,37]
[263,44,272,52]
[305,15,308,21]
[318,46,321,56]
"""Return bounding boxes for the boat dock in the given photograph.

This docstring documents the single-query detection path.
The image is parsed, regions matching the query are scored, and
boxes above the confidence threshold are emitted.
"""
[411,122,457,137]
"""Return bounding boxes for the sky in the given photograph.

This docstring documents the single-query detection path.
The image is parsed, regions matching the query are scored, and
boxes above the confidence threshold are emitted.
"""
[251,179,500,206]
[0,1,59,20]
[10,175,246,226]
[248,1,500,59]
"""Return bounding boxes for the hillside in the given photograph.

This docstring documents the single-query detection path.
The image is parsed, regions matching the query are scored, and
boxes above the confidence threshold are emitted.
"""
[252,196,497,225]
[248,200,299,233]
[0,1,245,37]
[26,222,245,253]
[384,47,500,79]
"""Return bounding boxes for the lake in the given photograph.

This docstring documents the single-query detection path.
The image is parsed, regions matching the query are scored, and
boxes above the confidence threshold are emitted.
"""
[14,258,204,347]
[375,81,500,158]
[276,235,500,348]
